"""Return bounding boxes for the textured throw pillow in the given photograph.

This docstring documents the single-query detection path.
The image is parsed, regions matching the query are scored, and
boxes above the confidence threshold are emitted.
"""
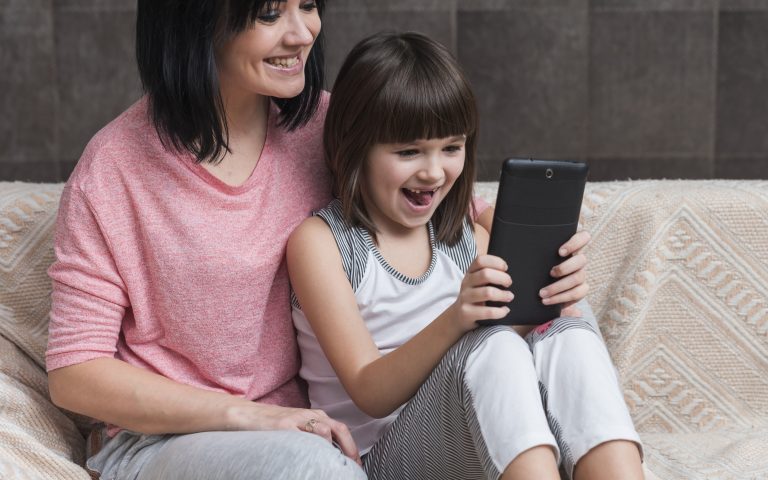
[0,182,64,367]
[0,333,88,479]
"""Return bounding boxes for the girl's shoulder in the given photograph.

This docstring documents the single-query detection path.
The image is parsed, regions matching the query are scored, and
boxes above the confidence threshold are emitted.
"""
[434,218,480,274]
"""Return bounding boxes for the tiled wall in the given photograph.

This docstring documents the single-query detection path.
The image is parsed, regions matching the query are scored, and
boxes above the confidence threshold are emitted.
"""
[1,0,766,182]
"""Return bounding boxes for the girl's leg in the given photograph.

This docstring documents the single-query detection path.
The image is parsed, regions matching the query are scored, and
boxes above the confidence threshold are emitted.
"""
[527,301,643,480]
[364,326,559,480]
[87,429,366,480]
[572,440,643,480]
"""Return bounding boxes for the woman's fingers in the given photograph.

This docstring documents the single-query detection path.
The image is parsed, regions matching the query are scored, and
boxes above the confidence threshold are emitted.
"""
[301,410,361,465]
[326,418,363,465]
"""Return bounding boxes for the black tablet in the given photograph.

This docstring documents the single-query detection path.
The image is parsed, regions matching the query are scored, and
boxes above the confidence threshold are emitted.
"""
[478,158,589,326]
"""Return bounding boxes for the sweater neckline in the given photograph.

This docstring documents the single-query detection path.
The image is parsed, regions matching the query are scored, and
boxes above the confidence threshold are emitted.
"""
[182,101,276,195]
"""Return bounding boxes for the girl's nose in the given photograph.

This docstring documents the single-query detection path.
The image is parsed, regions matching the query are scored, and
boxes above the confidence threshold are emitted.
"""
[419,157,444,182]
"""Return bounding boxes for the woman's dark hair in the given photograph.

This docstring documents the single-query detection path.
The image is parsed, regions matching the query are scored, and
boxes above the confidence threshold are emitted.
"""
[136,0,326,164]
[324,32,478,245]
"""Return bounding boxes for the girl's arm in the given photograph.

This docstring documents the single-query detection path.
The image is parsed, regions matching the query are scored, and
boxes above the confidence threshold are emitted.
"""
[287,218,512,419]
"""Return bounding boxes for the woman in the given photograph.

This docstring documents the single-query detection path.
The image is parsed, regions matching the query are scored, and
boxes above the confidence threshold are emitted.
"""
[46,1,365,478]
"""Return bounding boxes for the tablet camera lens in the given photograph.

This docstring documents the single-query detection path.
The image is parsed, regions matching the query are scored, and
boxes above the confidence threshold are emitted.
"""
[545,168,554,179]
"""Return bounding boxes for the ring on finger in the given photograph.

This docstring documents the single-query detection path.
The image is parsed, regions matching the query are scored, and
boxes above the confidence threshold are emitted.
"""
[304,418,318,433]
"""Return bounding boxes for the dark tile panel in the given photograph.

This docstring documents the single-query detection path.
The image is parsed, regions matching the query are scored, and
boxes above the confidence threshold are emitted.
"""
[591,0,716,11]
[0,160,62,183]
[54,3,142,164]
[587,156,712,181]
[327,0,453,10]
[458,8,589,175]
[589,11,716,159]
[458,0,587,10]
[716,12,768,157]
[322,8,454,88]
[714,156,768,179]
[53,0,135,11]
[0,0,57,169]
[60,159,78,181]
[720,0,768,11]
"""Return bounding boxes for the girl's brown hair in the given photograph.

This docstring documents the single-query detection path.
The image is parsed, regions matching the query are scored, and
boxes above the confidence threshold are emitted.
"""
[323,31,478,245]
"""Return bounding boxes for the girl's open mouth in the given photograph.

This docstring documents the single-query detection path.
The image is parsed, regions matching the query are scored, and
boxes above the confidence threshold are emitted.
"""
[402,188,436,208]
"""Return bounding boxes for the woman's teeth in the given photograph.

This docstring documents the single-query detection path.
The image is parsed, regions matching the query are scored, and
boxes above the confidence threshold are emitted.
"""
[266,57,299,68]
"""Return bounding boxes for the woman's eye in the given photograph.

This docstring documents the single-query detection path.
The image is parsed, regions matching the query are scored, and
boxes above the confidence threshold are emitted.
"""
[256,11,280,23]
[256,2,282,23]
[301,1,318,12]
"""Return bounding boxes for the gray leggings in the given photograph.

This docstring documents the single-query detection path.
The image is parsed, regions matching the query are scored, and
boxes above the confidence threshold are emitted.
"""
[87,429,366,480]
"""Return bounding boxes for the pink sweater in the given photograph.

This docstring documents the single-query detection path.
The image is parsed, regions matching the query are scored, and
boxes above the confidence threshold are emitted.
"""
[46,95,332,412]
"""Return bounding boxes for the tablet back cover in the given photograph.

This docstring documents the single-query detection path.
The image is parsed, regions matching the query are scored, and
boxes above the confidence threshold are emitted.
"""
[480,159,588,326]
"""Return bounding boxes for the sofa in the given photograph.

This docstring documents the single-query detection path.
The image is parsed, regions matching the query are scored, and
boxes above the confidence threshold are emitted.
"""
[1,179,767,479]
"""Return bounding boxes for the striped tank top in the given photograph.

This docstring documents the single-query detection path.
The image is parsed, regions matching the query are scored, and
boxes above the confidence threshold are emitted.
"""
[292,199,476,454]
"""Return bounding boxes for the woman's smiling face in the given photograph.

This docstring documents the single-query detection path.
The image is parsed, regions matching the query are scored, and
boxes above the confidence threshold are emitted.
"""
[216,0,321,100]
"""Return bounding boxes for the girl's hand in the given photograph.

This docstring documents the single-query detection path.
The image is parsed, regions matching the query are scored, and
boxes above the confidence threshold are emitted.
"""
[449,254,513,332]
[227,403,362,465]
[540,230,591,317]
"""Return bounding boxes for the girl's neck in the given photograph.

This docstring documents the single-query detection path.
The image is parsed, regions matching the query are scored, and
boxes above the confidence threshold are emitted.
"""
[371,223,433,279]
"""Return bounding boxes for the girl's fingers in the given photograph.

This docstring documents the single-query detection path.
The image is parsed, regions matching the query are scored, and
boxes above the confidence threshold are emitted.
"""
[542,282,589,306]
[550,253,587,279]
[465,267,512,289]
[468,254,508,274]
[559,230,591,256]
[541,268,587,300]
[463,304,509,321]
[462,284,514,304]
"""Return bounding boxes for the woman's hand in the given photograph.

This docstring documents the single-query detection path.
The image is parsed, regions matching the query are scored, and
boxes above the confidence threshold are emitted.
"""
[448,254,513,332]
[227,403,362,465]
[540,230,591,317]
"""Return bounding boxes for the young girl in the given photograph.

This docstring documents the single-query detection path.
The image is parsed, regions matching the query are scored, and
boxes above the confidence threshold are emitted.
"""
[287,32,643,480]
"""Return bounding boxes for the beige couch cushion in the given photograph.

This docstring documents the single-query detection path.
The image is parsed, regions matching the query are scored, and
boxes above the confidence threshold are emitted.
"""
[0,183,64,367]
[0,182,89,478]
[478,180,768,479]
[0,334,88,479]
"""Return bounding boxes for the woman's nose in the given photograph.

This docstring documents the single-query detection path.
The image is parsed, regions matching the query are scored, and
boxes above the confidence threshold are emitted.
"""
[283,9,316,46]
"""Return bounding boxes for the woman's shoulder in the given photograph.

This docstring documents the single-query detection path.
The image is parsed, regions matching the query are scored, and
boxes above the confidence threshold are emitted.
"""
[68,96,157,189]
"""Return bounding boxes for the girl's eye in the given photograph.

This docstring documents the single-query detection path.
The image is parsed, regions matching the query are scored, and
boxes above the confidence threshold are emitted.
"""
[444,145,463,153]
[396,149,419,157]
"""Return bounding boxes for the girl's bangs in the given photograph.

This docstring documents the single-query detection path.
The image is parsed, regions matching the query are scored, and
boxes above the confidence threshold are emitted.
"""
[374,65,476,145]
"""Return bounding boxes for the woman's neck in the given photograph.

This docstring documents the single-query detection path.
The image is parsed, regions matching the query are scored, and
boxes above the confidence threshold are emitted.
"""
[202,87,270,187]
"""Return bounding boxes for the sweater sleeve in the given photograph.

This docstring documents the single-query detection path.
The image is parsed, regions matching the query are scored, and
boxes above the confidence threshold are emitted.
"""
[46,182,130,372]
[472,195,491,220]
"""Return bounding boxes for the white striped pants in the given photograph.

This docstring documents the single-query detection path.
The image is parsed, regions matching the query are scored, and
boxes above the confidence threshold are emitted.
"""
[362,303,641,480]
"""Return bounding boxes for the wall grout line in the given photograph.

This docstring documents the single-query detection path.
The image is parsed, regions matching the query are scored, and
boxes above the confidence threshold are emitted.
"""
[710,0,721,178]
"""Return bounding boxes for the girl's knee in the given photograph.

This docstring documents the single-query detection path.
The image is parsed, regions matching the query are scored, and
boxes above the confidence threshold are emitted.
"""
[464,328,536,381]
